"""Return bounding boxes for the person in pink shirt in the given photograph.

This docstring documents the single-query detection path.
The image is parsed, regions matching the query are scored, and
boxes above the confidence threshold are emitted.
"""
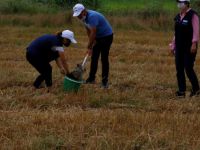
[170,0,200,97]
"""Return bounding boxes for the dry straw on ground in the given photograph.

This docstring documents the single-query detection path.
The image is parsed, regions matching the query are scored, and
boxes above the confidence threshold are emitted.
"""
[0,18,200,149]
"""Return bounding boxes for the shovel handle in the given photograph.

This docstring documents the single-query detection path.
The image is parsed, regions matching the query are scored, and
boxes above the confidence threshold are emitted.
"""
[82,54,88,67]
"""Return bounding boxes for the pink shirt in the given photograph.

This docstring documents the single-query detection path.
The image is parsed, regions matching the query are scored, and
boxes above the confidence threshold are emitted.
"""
[170,8,199,50]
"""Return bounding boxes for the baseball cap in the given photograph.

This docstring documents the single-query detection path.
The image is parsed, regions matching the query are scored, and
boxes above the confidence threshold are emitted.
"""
[73,3,85,17]
[176,0,190,2]
[61,30,77,44]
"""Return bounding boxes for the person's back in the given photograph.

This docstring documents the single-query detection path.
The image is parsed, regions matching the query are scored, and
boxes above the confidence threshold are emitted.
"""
[84,10,113,38]
[27,34,62,57]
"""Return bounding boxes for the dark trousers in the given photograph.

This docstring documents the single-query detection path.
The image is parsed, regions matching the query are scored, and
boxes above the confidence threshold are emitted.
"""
[175,49,199,92]
[89,34,113,84]
[26,52,52,88]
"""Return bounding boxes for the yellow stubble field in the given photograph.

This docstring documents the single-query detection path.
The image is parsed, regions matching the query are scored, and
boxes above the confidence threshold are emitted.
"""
[0,18,200,149]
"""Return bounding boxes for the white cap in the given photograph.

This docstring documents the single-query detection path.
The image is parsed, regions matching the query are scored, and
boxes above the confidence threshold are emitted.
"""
[177,0,190,2]
[73,3,85,17]
[61,30,77,44]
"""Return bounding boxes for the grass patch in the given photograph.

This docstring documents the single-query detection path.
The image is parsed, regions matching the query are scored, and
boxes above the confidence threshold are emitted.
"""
[0,0,177,15]
[1,25,200,149]
[100,0,177,15]
[89,95,112,108]
[0,0,59,14]
[31,135,65,150]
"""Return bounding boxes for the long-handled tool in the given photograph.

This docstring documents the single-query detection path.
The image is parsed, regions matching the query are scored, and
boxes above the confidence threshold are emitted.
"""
[67,54,89,81]
[81,54,88,68]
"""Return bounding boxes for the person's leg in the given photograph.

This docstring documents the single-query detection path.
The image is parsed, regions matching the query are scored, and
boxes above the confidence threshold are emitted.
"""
[100,35,113,86]
[175,51,186,93]
[33,75,45,88]
[185,52,200,94]
[42,64,52,87]
[26,52,52,88]
[33,61,52,87]
[86,43,101,83]
[26,52,45,88]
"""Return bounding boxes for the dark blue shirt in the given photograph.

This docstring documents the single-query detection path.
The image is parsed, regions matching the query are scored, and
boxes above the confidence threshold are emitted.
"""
[27,34,63,57]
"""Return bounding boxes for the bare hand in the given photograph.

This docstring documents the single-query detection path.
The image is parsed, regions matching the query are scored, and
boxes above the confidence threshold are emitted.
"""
[87,49,92,56]
[191,42,197,54]
[169,43,175,56]
[169,49,175,56]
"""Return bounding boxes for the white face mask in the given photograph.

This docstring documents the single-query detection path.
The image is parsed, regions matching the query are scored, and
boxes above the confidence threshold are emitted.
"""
[177,3,186,9]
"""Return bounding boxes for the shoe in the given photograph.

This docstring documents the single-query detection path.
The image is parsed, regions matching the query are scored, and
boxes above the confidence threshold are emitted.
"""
[85,78,95,84]
[100,82,109,89]
[33,84,45,89]
[175,91,185,98]
[190,90,200,97]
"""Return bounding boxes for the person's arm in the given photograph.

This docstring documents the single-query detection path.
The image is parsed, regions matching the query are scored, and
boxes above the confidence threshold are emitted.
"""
[169,36,176,55]
[87,27,96,56]
[55,57,65,74]
[191,13,199,54]
[56,51,70,75]
[85,15,98,56]
[85,26,91,37]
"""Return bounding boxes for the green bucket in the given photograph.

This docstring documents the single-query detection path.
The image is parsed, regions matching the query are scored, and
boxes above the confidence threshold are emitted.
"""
[63,76,83,92]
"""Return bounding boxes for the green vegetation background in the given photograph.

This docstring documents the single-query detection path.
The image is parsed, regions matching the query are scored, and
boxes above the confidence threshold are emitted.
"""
[1,0,200,31]
[1,0,199,14]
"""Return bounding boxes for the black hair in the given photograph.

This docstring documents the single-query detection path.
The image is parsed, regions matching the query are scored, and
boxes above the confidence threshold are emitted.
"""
[184,2,190,7]
[56,31,64,42]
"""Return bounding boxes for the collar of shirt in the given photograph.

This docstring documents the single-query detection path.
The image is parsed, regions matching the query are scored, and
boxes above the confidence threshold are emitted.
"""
[180,8,191,20]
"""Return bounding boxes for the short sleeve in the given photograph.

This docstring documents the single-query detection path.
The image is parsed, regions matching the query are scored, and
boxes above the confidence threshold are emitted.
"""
[88,15,99,28]
[52,46,64,52]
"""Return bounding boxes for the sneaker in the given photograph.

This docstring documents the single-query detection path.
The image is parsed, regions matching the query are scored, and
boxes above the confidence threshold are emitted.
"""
[85,78,95,84]
[190,90,200,97]
[100,82,109,89]
[175,91,185,98]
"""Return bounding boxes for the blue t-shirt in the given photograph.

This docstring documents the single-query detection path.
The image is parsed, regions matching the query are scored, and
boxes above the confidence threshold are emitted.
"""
[27,34,64,57]
[84,10,113,38]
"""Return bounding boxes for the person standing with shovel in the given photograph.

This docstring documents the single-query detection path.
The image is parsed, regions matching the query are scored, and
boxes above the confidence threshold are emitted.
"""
[170,0,200,97]
[26,30,77,91]
[72,3,113,89]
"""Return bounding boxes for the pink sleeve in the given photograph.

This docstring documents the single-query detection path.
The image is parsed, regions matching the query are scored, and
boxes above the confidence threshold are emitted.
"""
[192,14,199,43]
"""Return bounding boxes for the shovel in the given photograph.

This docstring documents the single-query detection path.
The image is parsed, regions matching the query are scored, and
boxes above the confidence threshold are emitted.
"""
[81,54,89,69]
[67,54,89,81]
